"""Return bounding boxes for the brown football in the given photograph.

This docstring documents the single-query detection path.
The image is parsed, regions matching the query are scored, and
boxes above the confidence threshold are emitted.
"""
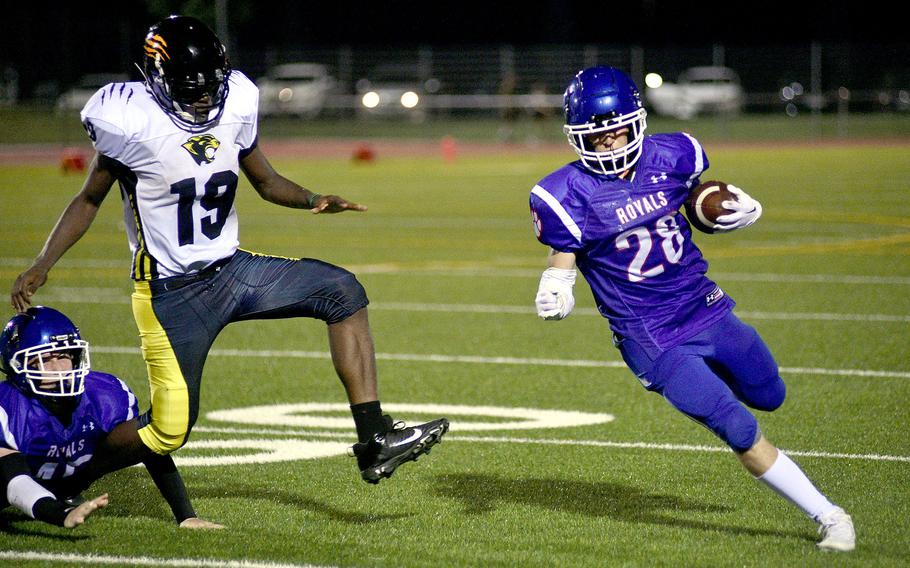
[684,180,735,234]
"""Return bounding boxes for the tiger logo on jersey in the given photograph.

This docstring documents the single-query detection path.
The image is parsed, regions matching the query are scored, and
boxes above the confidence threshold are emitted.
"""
[182,134,221,165]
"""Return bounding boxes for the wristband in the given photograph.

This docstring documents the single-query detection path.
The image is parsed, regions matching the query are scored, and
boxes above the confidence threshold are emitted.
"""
[542,266,577,286]
[307,193,323,208]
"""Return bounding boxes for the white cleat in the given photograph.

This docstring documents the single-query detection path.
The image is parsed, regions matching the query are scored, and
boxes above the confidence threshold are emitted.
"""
[816,507,855,552]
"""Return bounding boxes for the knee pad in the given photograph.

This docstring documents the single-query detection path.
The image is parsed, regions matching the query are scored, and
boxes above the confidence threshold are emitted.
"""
[137,384,194,455]
[744,376,786,412]
[321,271,369,324]
[706,400,759,453]
[138,419,189,455]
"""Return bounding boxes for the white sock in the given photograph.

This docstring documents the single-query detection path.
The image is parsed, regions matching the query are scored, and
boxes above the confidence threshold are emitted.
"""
[757,451,838,522]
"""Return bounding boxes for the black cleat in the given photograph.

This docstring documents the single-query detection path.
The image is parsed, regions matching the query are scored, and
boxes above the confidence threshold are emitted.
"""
[350,415,449,484]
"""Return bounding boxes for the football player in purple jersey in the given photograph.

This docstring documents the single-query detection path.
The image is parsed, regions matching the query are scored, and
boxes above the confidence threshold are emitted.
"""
[529,66,854,552]
[0,306,222,529]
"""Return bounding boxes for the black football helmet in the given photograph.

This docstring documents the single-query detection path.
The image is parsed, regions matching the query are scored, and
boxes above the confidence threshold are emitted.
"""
[141,15,231,131]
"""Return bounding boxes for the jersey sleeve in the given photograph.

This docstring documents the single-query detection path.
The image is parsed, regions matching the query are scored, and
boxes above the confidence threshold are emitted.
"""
[228,70,259,152]
[79,83,139,162]
[529,184,584,252]
[0,387,23,451]
[0,403,18,450]
[677,132,710,187]
[87,372,139,432]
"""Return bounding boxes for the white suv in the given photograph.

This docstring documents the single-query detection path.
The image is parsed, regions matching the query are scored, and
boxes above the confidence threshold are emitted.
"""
[646,66,744,120]
[257,63,335,118]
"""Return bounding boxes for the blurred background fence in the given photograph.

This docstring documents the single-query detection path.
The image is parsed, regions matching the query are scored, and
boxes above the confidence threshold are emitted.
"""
[4,43,909,112]
[2,42,908,145]
[253,43,909,113]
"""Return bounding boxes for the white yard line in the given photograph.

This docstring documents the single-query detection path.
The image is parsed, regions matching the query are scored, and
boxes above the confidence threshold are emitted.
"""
[0,258,129,269]
[2,257,910,284]
[0,551,337,568]
[17,292,910,323]
[734,310,910,323]
[709,271,910,285]
[92,345,910,379]
[374,302,910,323]
[190,426,910,464]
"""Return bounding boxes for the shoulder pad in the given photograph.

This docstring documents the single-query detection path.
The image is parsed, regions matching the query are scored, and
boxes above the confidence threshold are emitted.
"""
[645,132,709,180]
[530,182,584,251]
[226,70,259,114]
[80,82,144,160]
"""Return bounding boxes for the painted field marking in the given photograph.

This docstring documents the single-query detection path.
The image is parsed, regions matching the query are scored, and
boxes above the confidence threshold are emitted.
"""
[188,426,910,464]
[3,257,910,285]
[92,345,910,380]
[174,439,350,467]
[184,403,910,466]
[19,285,910,323]
[180,403,612,466]
[372,302,910,323]
[0,551,336,568]
[710,271,910,286]
[206,402,614,431]
[357,265,910,284]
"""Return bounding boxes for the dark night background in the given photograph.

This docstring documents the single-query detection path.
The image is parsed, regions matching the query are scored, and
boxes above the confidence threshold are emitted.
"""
[0,1,906,100]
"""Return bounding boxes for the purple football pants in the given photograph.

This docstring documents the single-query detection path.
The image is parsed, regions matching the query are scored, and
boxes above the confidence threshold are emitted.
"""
[616,310,785,452]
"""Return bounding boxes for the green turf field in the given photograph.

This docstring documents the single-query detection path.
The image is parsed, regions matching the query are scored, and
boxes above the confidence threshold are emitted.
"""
[0,142,908,567]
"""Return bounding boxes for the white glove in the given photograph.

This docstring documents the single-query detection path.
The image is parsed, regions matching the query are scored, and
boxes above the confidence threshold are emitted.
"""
[714,184,762,232]
[535,267,576,320]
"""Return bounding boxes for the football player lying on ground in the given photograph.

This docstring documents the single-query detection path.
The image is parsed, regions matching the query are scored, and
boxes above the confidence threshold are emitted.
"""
[529,66,855,552]
[0,306,222,529]
[10,15,448,486]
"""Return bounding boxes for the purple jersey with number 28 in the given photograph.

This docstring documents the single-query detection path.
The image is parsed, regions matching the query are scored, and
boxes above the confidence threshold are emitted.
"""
[530,132,735,358]
[0,371,138,481]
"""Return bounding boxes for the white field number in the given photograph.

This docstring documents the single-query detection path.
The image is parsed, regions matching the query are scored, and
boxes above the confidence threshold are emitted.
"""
[174,403,614,466]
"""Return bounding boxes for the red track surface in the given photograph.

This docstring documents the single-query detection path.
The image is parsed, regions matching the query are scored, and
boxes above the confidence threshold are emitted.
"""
[1,137,907,165]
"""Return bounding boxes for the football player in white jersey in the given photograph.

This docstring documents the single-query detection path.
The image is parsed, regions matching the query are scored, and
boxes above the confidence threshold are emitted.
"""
[11,15,448,486]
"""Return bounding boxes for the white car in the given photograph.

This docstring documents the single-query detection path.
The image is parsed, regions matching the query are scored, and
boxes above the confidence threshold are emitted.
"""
[257,63,335,118]
[56,73,129,112]
[646,66,744,120]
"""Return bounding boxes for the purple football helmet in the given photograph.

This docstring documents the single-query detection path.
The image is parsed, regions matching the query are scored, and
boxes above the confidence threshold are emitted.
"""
[0,306,90,398]
[563,66,648,175]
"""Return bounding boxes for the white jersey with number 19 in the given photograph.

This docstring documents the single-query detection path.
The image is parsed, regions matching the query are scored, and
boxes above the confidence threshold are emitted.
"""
[80,71,259,280]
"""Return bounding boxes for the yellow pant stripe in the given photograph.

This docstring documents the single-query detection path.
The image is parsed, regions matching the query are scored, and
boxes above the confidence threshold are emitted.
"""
[239,247,300,261]
[131,281,190,454]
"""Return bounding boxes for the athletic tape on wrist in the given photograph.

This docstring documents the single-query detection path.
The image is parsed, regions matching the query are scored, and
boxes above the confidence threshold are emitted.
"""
[7,474,57,519]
